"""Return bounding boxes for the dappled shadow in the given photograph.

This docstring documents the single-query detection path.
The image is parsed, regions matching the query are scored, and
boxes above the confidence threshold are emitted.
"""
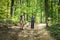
[47,23,60,40]
[0,23,56,40]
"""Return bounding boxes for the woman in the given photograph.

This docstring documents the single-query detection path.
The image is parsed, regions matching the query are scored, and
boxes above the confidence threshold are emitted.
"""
[20,13,25,30]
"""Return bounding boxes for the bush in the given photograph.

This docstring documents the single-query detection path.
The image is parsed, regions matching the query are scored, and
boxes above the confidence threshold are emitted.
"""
[47,23,60,40]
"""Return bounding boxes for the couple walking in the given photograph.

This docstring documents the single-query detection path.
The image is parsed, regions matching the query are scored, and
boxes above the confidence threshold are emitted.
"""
[20,13,35,30]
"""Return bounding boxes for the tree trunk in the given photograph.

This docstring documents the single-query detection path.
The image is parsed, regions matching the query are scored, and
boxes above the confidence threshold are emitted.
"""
[27,14,28,21]
[7,1,9,18]
[40,7,42,23]
[39,0,42,23]
[10,0,14,17]
[26,0,30,21]
[58,0,60,5]
[58,8,60,22]
[45,0,48,27]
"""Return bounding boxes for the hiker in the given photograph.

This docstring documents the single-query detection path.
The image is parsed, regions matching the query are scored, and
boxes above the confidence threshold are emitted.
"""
[31,14,35,29]
[20,13,25,30]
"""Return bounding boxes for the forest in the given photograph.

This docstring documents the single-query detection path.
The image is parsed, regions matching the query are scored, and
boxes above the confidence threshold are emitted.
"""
[0,0,60,40]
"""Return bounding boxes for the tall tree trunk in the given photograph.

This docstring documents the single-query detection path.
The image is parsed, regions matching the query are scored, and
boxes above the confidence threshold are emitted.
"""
[39,0,42,23]
[10,0,14,17]
[51,1,53,23]
[58,8,60,22]
[26,0,29,21]
[45,0,48,27]
[40,7,42,23]
[7,1,9,18]
[58,0,60,22]
[27,14,28,21]
[58,0,60,5]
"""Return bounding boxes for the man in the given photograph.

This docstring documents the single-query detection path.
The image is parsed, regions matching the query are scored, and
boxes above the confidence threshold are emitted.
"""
[31,14,35,29]
[20,13,25,30]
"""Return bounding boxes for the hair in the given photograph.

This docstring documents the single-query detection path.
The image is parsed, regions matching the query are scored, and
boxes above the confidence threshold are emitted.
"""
[32,13,35,16]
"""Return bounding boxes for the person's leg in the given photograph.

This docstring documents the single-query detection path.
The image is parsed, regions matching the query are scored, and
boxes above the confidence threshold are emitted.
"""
[31,22,33,29]
[32,22,34,28]
[20,20,21,27]
[31,23,32,28]
[20,20,23,30]
[21,20,24,30]
[32,21,34,29]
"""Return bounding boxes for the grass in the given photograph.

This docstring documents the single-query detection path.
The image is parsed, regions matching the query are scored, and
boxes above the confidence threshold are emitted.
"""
[47,24,60,40]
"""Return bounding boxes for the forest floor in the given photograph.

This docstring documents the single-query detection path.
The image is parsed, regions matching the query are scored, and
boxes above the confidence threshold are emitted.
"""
[0,23,56,40]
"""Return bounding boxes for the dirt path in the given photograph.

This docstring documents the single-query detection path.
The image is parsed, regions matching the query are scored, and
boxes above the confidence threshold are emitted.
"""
[17,23,56,40]
[0,23,56,40]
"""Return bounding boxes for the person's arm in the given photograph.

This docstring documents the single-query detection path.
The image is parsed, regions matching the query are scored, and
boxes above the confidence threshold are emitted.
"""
[28,16,31,22]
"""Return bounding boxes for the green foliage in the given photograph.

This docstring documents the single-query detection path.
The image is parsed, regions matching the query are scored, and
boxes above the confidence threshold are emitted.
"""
[47,24,60,40]
[12,16,19,24]
[0,0,59,24]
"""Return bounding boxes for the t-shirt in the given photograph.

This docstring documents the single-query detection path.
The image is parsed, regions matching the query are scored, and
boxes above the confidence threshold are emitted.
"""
[31,16,35,22]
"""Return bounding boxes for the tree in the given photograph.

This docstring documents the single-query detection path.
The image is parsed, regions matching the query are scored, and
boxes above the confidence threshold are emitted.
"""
[45,0,48,27]
[26,0,29,21]
[10,0,14,17]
